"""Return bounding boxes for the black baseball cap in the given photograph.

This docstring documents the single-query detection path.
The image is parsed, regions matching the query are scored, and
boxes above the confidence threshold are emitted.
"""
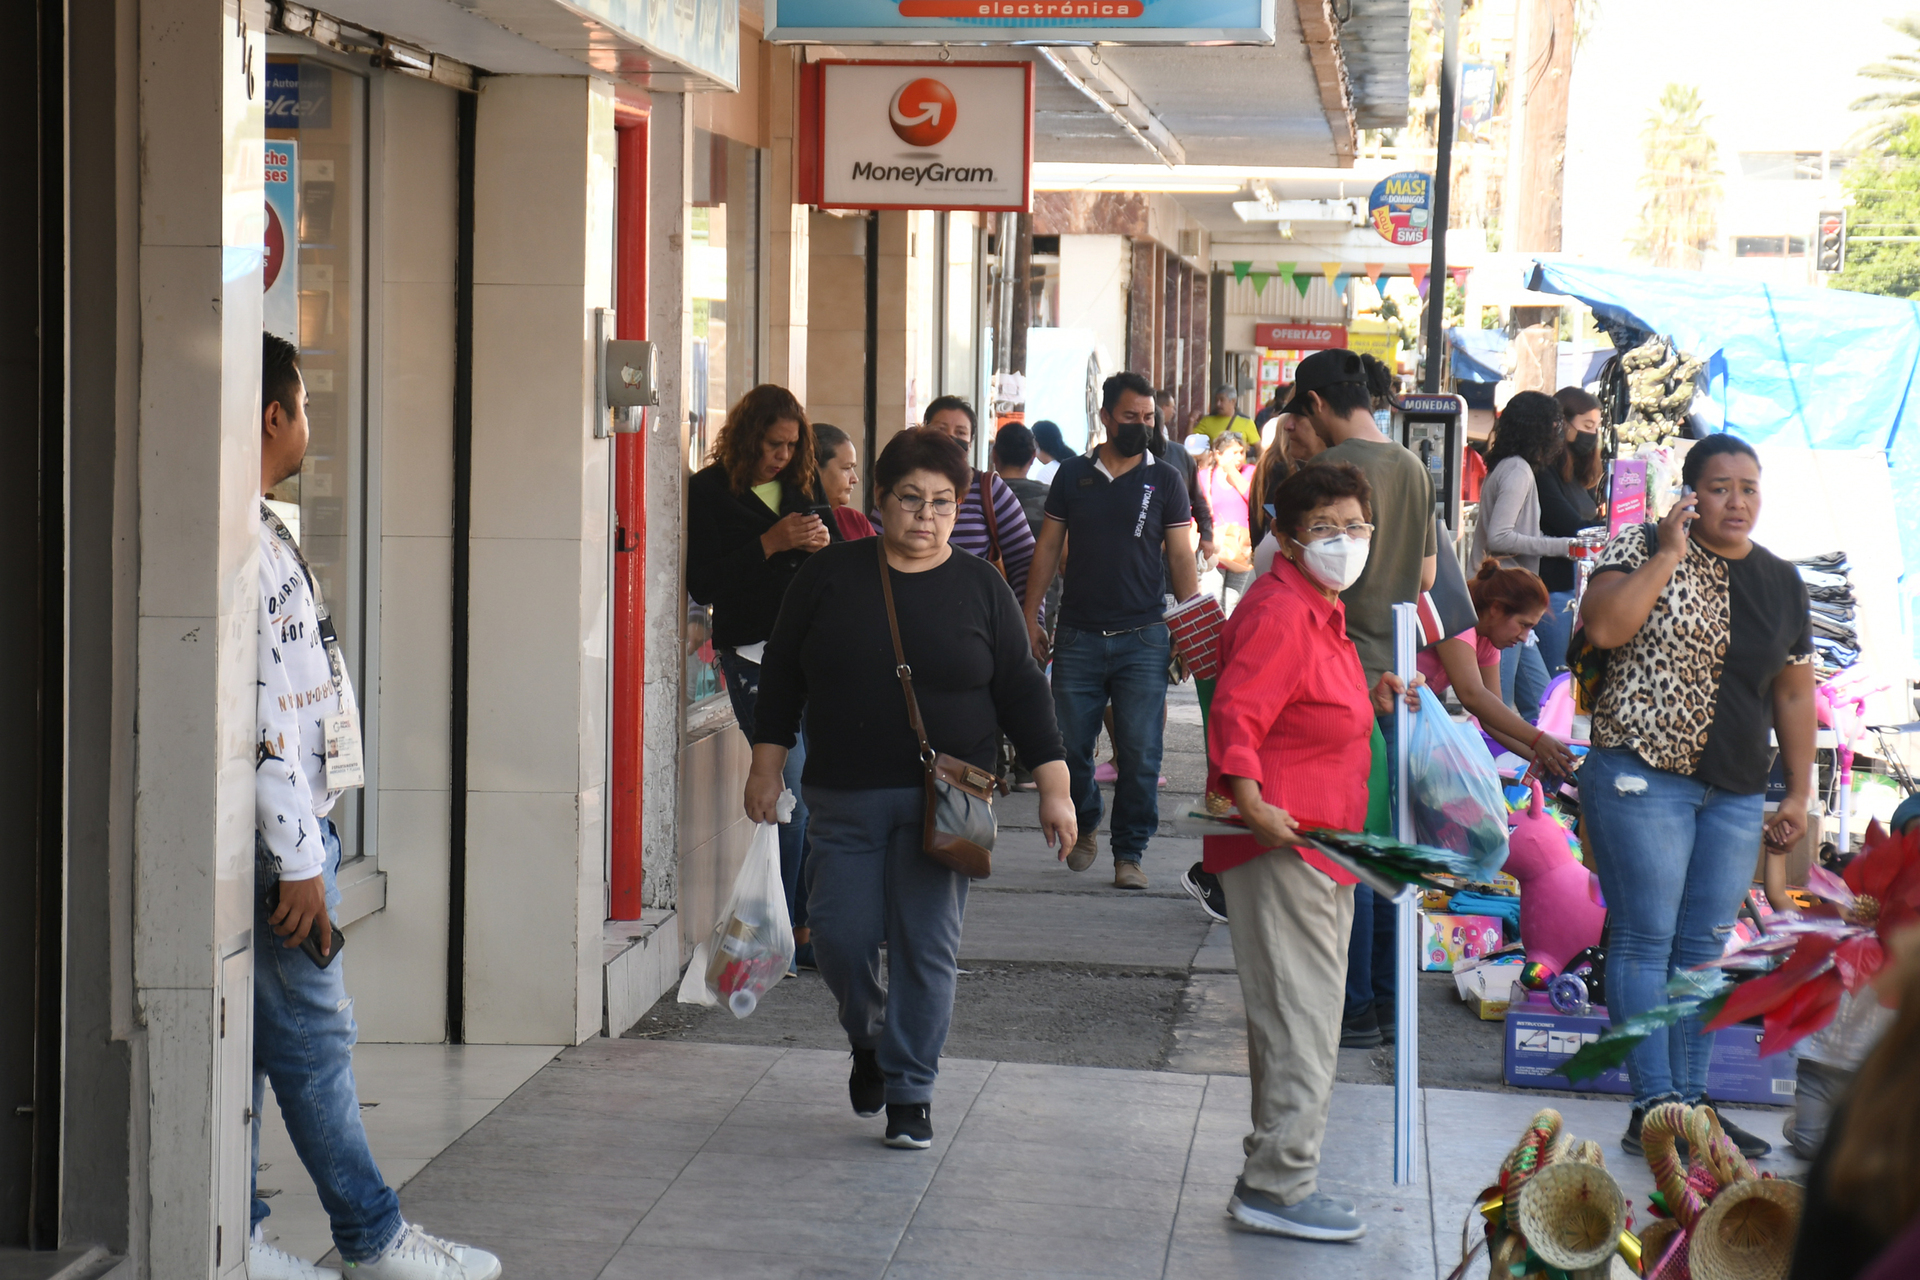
[1280,349,1369,416]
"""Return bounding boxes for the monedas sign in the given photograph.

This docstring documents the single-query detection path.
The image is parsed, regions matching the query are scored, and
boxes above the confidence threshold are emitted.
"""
[800,61,1033,213]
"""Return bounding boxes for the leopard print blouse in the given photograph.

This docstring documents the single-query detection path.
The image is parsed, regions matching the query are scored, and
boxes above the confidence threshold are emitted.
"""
[1589,524,1730,775]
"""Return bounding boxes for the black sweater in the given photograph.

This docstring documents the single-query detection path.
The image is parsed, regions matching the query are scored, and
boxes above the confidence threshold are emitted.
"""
[754,539,1065,790]
[1533,464,1601,594]
[686,464,834,649]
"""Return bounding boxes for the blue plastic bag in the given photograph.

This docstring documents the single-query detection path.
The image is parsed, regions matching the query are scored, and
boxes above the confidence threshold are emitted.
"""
[1406,686,1510,876]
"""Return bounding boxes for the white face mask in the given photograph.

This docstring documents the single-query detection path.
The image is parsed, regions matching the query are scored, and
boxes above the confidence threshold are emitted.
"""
[1297,534,1370,591]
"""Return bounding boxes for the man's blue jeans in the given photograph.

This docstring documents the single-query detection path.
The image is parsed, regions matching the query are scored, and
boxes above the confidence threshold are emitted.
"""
[1581,748,1764,1108]
[718,649,811,930]
[1050,622,1172,863]
[253,820,403,1262]
[1345,713,1399,1018]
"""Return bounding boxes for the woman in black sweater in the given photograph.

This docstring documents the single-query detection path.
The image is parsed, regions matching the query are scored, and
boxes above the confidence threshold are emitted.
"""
[687,384,834,959]
[746,429,1075,1150]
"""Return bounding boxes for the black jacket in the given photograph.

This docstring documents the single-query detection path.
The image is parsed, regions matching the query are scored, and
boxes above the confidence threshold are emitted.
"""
[686,464,836,649]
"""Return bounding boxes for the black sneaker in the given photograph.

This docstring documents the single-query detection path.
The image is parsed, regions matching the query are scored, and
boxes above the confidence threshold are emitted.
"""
[1703,1103,1773,1159]
[884,1102,932,1149]
[1340,1004,1383,1050]
[1622,1106,1690,1161]
[849,1047,884,1118]
[1181,862,1228,922]
[1375,997,1396,1046]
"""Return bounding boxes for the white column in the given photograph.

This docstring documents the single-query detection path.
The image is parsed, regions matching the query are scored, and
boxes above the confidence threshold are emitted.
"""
[465,75,617,1044]
[135,0,268,1273]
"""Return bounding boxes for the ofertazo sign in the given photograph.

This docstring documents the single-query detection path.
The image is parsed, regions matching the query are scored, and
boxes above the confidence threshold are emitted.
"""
[1254,322,1347,350]
[769,0,1273,45]
[800,61,1033,213]
[1368,171,1433,247]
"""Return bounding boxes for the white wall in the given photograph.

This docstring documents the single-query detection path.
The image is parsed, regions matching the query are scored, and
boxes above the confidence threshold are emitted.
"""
[348,72,460,1042]
[465,75,617,1045]
[1058,234,1129,377]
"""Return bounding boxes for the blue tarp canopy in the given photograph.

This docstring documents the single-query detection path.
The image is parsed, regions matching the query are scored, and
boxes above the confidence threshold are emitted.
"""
[1446,325,1610,389]
[1524,259,1920,628]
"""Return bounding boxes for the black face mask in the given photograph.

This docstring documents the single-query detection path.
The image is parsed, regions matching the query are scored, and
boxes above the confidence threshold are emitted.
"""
[1570,433,1598,457]
[1113,421,1151,457]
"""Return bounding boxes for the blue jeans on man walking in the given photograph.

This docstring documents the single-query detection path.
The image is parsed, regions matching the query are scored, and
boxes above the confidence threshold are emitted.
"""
[1580,748,1764,1108]
[1050,622,1171,864]
[252,819,404,1262]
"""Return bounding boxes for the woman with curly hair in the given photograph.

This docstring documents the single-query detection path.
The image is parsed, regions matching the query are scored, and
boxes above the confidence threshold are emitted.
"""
[1469,391,1573,722]
[688,384,838,956]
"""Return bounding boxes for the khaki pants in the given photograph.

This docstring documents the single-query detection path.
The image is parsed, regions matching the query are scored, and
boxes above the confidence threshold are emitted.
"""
[1220,850,1355,1205]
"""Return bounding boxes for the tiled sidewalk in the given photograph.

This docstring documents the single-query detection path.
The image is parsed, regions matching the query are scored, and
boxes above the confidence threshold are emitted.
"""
[376,1038,1796,1280]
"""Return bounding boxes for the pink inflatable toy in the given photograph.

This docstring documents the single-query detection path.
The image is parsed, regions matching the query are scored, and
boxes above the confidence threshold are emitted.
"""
[1503,779,1607,975]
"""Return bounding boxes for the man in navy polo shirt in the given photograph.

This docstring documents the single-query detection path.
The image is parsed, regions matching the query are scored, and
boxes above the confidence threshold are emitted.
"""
[1024,372,1199,890]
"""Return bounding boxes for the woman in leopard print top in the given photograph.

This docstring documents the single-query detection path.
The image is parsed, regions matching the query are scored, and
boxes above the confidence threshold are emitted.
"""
[1576,433,1817,1160]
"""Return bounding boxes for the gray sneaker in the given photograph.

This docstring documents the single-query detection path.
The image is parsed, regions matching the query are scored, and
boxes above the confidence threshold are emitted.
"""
[1227,1179,1366,1241]
[1065,829,1098,872]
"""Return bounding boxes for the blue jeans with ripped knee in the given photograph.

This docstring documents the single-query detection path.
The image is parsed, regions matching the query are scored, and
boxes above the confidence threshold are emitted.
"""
[1580,748,1764,1109]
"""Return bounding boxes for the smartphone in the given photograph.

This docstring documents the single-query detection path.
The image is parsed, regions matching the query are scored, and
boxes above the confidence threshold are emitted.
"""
[806,503,834,523]
[266,880,345,969]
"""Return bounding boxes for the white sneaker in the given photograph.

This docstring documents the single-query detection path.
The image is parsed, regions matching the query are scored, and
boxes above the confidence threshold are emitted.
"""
[344,1223,502,1280]
[249,1237,343,1280]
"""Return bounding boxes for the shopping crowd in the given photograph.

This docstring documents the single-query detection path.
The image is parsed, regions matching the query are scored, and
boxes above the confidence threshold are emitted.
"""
[249,326,1918,1278]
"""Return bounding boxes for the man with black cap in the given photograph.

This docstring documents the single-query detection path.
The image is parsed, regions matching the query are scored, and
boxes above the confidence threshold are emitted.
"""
[1284,347,1437,1050]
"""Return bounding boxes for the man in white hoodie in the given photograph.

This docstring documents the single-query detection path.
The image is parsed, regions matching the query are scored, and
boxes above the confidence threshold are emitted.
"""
[252,333,501,1280]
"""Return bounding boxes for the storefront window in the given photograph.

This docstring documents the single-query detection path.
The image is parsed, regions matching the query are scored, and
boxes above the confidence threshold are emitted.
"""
[263,48,368,852]
[687,129,763,711]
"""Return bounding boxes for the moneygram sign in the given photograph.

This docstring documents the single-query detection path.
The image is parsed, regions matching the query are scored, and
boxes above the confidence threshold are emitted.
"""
[800,61,1033,213]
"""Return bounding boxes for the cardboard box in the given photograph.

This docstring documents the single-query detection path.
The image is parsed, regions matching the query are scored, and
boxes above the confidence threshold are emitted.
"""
[1454,959,1524,1020]
[1504,995,1798,1104]
[1419,912,1505,971]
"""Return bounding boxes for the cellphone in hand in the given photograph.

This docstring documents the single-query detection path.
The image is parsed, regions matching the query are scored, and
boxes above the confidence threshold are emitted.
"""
[266,879,346,969]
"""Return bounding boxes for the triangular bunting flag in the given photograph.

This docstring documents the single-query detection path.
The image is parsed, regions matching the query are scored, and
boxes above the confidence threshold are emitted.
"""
[1450,267,1472,287]
[1416,275,1432,300]
[1232,261,1251,284]
[1250,272,1269,296]
[1334,273,1350,301]
[1365,263,1385,287]
[1321,261,1341,285]
[1294,272,1312,298]
[1408,262,1428,290]
[1276,263,1296,292]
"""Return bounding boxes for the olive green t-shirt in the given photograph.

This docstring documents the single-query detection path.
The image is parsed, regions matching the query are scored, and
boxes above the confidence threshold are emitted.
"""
[1317,436,1437,685]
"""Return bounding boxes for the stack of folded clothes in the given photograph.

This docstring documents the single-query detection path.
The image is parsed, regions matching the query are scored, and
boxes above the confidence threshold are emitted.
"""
[1794,551,1860,675]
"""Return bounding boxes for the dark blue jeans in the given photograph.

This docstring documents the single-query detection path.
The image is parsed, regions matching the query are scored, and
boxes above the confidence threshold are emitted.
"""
[1346,713,1399,1019]
[1582,748,1764,1108]
[1499,637,1550,724]
[1050,622,1172,863]
[252,820,404,1262]
[1535,589,1578,681]
[718,648,810,931]
[805,786,969,1103]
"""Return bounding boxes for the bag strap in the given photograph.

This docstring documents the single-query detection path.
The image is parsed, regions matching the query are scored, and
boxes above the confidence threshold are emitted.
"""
[877,538,937,767]
[977,470,1003,567]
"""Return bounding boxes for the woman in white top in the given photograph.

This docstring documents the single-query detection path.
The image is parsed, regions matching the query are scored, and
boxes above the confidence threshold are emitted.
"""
[1468,391,1573,724]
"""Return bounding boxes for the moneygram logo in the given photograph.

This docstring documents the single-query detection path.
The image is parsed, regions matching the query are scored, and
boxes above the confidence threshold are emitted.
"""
[889,78,957,147]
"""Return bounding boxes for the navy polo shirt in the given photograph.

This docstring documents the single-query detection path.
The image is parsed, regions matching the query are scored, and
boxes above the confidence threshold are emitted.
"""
[1043,452,1194,632]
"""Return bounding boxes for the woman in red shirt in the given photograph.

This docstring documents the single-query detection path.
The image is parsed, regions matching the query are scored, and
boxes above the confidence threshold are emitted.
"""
[1205,461,1419,1244]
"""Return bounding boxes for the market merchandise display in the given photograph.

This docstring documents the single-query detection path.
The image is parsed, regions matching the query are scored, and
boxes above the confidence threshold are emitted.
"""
[1794,551,1859,676]
[1455,1108,1637,1280]
[1616,336,1705,446]
[1635,1103,1802,1280]
[1502,779,1608,976]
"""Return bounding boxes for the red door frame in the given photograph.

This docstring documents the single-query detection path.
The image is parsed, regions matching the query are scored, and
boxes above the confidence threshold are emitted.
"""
[610,105,648,919]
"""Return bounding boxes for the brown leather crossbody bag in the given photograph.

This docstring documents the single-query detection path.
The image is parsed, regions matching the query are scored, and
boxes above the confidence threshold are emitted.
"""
[876,538,1000,879]
[976,470,1008,582]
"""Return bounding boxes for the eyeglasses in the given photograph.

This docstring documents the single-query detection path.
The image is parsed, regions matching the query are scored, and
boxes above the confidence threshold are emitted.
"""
[892,493,956,515]
[1303,522,1375,541]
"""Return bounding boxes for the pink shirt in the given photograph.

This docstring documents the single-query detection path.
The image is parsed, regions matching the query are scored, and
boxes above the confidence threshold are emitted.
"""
[1415,627,1500,698]
[1202,463,1254,530]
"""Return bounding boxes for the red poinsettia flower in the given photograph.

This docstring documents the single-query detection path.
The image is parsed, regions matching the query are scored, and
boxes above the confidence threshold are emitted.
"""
[1703,820,1920,1054]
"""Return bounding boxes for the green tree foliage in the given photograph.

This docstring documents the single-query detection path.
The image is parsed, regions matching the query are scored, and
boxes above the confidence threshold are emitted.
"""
[1627,84,1723,270]
[1851,14,1920,149]
[1832,116,1920,299]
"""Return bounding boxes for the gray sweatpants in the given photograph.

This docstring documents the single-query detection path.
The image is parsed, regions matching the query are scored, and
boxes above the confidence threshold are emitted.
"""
[804,785,969,1105]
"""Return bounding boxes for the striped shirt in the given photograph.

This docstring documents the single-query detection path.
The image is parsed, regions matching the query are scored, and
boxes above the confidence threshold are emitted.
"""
[880,472,1035,608]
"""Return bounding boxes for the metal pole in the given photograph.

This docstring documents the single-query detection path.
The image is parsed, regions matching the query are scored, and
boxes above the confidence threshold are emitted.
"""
[1391,601,1421,1184]
[1421,0,1462,394]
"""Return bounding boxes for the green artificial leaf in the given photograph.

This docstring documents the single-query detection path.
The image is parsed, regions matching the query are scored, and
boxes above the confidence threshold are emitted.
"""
[1559,999,1704,1082]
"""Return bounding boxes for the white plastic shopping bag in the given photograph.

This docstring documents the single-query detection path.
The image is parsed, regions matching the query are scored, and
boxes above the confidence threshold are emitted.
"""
[677,798,796,1018]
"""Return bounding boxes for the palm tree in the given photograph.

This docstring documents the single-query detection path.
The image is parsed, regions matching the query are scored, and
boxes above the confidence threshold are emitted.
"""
[1627,84,1723,270]
[1852,14,1920,147]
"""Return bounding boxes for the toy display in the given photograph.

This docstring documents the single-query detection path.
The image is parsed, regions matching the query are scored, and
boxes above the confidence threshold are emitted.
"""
[1503,780,1607,976]
[1419,913,1504,971]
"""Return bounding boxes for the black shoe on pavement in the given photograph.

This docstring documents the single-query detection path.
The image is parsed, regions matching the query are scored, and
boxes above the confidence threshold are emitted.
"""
[1181,862,1228,922]
[1375,998,1396,1046]
[849,1047,884,1118]
[1621,1106,1690,1161]
[1340,1005,1383,1050]
[1704,1102,1773,1159]
[884,1103,933,1149]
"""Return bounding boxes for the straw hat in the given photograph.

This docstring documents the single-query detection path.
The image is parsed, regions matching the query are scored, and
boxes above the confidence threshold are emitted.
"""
[1516,1160,1628,1271]
[1688,1178,1805,1280]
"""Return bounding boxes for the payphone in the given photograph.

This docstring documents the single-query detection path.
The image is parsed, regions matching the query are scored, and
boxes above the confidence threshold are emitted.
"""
[1393,392,1467,536]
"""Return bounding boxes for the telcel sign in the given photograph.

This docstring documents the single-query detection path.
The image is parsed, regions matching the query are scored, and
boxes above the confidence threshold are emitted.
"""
[800,61,1033,213]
